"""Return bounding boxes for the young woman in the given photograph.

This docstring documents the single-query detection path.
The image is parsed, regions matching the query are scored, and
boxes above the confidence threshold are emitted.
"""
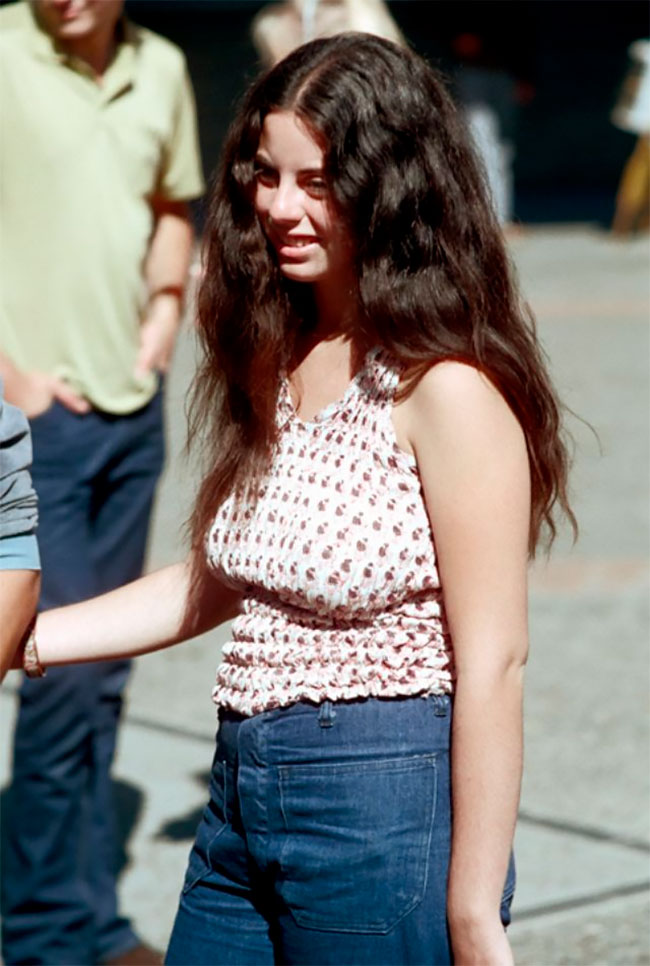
[16,34,574,965]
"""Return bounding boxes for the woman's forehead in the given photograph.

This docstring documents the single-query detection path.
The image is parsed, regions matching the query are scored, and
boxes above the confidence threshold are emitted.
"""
[257,111,325,168]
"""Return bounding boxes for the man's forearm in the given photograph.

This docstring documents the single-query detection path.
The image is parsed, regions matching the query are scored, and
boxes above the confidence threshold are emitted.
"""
[145,200,194,304]
[0,352,27,406]
[135,201,195,375]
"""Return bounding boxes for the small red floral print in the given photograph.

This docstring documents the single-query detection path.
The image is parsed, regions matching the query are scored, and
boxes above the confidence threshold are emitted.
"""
[206,351,451,718]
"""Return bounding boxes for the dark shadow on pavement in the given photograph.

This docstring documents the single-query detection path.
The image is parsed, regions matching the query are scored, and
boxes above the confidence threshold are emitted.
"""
[155,770,211,842]
[114,778,145,878]
[0,777,143,891]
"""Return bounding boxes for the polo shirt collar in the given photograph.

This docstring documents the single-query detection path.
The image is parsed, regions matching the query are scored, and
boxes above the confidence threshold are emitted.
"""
[25,3,137,102]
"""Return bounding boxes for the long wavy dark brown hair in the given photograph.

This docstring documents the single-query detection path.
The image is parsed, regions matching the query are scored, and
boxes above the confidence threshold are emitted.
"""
[188,32,575,578]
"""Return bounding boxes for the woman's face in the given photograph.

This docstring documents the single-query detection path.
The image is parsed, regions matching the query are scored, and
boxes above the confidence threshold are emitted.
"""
[253,110,351,287]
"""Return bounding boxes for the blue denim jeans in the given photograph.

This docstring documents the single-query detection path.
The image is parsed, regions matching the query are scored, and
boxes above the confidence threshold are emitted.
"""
[1,393,164,965]
[166,695,515,965]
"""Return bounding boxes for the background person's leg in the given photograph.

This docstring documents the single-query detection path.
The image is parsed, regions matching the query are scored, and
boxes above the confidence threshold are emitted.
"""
[4,666,117,965]
[87,395,165,963]
[87,660,136,964]
[1,398,164,965]
[1,404,110,965]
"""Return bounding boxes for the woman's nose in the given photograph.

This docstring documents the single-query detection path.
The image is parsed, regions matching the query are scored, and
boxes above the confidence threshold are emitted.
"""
[268,181,303,223]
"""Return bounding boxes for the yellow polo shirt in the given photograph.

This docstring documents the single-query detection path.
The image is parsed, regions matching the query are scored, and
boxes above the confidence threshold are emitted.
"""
[0,2,204,413]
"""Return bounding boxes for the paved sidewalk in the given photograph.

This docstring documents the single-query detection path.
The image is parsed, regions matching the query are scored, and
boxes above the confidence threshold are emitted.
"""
[1,226,649,964]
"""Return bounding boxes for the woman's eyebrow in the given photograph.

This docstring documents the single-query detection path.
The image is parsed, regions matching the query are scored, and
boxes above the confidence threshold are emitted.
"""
[253,154,324,175]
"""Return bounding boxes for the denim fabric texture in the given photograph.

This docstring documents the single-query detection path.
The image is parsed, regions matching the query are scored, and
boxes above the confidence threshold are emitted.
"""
[166,695,515,965]
[1,393,165,966]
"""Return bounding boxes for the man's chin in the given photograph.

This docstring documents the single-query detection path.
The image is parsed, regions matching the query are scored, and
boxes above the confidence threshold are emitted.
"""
[55,22,94,39]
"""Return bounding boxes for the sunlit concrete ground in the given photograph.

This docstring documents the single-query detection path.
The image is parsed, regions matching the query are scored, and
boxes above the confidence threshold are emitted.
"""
[1,225,649,964]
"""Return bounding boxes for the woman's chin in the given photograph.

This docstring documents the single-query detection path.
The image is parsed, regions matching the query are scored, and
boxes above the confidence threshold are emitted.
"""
[278,262,326,284]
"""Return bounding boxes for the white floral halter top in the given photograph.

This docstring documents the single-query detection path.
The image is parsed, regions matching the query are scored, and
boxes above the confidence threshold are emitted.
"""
[207,348,454,716]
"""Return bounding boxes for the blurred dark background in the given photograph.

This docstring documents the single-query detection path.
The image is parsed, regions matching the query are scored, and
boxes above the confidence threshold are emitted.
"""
[123,0,648,227]
[4,0,647,225]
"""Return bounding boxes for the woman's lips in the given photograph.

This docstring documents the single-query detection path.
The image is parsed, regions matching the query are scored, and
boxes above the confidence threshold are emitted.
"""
[275,236,319,258]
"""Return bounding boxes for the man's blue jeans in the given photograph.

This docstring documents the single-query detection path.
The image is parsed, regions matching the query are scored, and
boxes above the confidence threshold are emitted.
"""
[1,394,164,965]
[166,695,516,965]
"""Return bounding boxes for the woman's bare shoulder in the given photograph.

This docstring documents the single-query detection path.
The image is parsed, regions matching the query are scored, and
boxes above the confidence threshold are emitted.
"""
[405,360,523,444]
[410,359,502,405]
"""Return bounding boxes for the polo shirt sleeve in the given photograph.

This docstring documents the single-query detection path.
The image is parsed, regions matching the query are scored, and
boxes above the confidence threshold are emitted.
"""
[0,389,40,571]
[157,62,205,203]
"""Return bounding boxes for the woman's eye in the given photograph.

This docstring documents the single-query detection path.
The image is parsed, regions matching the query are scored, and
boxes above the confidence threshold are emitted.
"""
[306,178,327,195]
[254,167,276,187]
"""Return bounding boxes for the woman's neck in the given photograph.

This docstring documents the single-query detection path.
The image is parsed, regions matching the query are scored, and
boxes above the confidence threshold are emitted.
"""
[310,270,359,341]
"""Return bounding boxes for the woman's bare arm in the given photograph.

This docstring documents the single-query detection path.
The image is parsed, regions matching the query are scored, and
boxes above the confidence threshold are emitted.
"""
[407,361,530,966]
[26,559,242,669]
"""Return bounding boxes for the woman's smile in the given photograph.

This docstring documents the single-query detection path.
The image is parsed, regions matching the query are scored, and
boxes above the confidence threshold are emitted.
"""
[275,236,320,257]
[254,110,351,287]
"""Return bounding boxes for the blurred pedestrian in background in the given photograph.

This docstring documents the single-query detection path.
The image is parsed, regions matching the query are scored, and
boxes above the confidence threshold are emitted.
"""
[445,2,535,230]
[252,0,403,67]
[12,32,575,965]
[0,0,203,962]
[0,387,40,681]
[611,38,650,235]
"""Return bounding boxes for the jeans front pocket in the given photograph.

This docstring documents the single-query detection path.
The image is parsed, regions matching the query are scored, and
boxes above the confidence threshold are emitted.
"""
[277,753,438,934]
[182,759,228,895]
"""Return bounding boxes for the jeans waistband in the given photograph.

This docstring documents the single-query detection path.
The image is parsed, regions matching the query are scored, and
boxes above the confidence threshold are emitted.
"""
[217,694,452,769]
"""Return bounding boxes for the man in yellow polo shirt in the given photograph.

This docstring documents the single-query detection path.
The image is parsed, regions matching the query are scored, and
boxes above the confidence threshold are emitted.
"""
[0,2,204,963]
